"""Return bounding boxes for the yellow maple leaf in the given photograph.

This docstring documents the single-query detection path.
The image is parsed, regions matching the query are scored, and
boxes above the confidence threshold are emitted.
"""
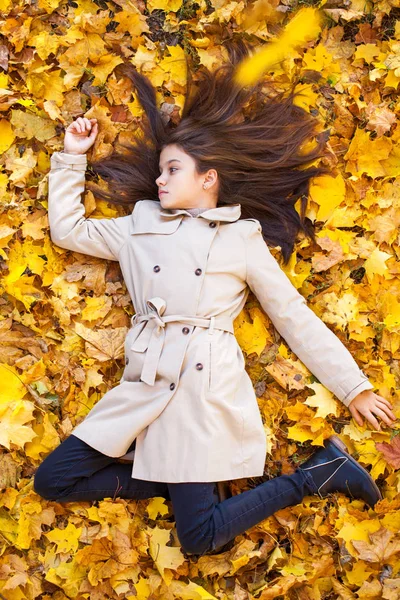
[234,7,322,86]
[302,43,341,83]
[168,579,219,599]
[26,412,59,461]
[344,559,375,586]
[91,55,124,87]
[10,109,56,143]
[309,173,346,222]
[336,516,382,558]
[134,576,151,599]
[0,400,36,450]
[304,382,339,418]
[363,246,392,282]
[0,119,15,154]
[146,497,169,520]
[146,526,186,585]
[234,312,270,356]
[46,558,88,598]
[344,127,392,178]
[45,521,83,553]
[81,295,113,321]
[147,0,183,12]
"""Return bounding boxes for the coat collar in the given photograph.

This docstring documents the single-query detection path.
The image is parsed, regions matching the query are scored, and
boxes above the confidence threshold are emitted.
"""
[130,200,241,235]
[158,202,241,223]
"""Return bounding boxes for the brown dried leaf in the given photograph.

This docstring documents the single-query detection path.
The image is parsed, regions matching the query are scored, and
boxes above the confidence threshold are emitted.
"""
[352,527,400,563]
[375,438,400,469]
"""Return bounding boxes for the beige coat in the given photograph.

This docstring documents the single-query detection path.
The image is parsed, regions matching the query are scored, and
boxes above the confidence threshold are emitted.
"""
[48,151,374,483]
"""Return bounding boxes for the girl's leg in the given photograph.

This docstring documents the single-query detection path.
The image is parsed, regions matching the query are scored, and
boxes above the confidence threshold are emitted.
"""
[33,434,170,502]
[168,436,382,556]
[167,468,317,556]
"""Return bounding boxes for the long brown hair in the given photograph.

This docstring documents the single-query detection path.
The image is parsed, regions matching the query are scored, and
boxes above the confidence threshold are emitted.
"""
[86,38,332,264]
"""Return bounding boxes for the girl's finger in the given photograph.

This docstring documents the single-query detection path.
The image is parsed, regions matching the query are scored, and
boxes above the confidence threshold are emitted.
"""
[375,401,396,421]
[376,396,391,407]
[378,399,397,419]
[383,406,397,422]
[376,395,393,408]
[365,412,381,431]
[369,406,393,427]
[356,405,376,426]
[380,405,397,421]
[351,407,364,427]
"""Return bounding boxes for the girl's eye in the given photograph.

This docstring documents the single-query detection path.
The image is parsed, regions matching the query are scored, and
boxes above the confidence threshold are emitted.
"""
[159,168,177,175]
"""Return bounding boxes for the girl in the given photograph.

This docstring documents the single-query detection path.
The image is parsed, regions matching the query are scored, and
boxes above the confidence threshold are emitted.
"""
[34,40,396,557]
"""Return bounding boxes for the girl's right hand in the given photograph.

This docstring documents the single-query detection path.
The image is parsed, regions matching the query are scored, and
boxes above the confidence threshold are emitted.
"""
[63,117,98,155]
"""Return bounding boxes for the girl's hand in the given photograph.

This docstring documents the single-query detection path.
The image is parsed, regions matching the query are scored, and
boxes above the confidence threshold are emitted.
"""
[63,117,98,155]
[348,390,397,431]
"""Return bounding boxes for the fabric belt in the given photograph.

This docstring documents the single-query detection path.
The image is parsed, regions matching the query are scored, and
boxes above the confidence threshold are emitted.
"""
[129,297,234,386]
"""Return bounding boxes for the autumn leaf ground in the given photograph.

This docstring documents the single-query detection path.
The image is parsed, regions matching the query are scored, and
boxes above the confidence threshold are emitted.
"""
[1,0,400,598]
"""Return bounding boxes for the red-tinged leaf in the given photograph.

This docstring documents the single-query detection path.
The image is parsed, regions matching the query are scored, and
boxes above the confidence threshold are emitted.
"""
[375,437,400,469]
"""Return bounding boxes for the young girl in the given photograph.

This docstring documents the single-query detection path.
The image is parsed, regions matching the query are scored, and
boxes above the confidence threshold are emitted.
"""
[34,40,396,557]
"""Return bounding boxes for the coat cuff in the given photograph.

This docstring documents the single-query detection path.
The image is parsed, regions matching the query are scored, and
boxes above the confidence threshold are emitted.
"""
[51,151,87,170]
[339,376,375,407]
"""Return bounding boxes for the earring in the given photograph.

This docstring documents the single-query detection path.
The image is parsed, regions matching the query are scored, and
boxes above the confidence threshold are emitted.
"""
[203,183,208,189]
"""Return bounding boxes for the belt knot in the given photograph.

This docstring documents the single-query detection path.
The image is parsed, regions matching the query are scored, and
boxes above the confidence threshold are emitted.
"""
[147,297,166,334]
[127,296,234,387]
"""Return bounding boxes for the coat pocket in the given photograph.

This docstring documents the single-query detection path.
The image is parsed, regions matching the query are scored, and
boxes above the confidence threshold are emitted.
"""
[191,335,213,394]
[207,338,212,391]
[206,337,219,393]
[207,333,245,395]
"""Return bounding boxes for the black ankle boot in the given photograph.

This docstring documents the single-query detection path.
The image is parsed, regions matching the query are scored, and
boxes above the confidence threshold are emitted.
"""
[298,435,382,509]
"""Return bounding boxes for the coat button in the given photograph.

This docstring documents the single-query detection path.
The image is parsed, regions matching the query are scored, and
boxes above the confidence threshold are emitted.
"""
[209,222,216,228]
[195,268,202,276]
[170,383,175,390]
[182,327,189,334]
[153,265,160,272]
[125,357,129,365]
[196,363,203,370]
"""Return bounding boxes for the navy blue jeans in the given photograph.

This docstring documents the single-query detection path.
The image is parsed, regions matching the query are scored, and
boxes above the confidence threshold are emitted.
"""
[33,434,319,556]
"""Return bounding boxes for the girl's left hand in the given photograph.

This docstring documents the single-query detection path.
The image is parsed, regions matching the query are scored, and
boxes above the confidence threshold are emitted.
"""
[348,390,397,431]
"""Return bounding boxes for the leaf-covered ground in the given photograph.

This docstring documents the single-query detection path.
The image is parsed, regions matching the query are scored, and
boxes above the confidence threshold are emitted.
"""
[0,0,400,598]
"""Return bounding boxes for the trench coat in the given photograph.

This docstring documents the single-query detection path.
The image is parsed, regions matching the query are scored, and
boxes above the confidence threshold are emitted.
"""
[47,151,375,483]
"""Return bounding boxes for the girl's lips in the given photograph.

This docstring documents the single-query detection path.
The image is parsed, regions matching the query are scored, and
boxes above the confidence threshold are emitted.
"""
[158,191,168,196]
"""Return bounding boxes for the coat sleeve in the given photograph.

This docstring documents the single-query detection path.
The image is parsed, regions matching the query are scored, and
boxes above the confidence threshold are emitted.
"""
[245,220,374,407]
[48,151,128,261]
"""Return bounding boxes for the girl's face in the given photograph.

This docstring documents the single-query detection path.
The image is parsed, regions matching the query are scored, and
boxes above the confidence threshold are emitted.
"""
[156,144,218,210]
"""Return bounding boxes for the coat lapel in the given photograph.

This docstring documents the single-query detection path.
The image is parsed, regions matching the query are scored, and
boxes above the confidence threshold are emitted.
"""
[129,200,242,235]
[129,201,184,235]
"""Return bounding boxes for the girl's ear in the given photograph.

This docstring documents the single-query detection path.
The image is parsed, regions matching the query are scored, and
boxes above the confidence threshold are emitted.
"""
[206,169,218,184]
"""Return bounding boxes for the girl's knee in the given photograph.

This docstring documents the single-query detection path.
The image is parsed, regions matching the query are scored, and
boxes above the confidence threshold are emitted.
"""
[180,538,212,556]
[33,465,59,500]
[181,536,235,556]
[177,527,214,556]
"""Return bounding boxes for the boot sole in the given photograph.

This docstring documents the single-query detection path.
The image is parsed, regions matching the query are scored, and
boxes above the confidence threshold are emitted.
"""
[328,435,383,503]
